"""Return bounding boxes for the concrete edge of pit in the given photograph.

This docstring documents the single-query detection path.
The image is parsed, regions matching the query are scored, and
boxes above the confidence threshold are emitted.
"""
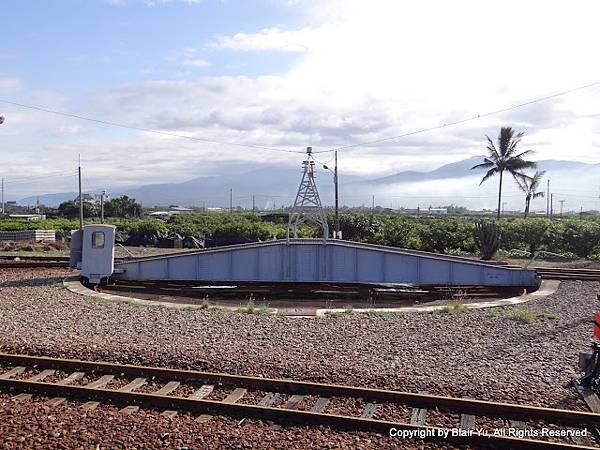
[62,275,279,314]
[63,276,559,318]
[315,279,561,316]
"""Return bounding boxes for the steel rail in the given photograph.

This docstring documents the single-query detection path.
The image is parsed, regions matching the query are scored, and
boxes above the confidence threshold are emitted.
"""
[0,378,593,450]
[0,255,70,261]
[0,353,597,427]
[102,278,511,301]
[0,261,70,268]
[532,267,600,281]
[534,267,600,274]
[534,268,600,274]
[546,277,600,280]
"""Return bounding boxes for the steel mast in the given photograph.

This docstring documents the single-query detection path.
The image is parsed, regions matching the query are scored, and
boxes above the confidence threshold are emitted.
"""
[286,147,329,241]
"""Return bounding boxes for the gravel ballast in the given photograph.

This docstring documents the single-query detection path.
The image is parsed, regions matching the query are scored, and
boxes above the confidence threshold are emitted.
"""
[0,268,597,448]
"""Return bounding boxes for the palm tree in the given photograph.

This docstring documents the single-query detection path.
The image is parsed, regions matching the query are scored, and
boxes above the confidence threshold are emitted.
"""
[516,171,546,218]
[471,127,537,219]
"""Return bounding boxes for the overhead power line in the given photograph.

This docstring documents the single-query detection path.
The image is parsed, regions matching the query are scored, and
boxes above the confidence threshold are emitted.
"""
[0,99,302,154]
[5,171,78,183]
[5,172,78,187]
[316,81,600,153]
[2,80,599,156]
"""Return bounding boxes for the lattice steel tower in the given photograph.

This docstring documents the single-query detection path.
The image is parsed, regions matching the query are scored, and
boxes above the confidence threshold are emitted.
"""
[286,147,329,240]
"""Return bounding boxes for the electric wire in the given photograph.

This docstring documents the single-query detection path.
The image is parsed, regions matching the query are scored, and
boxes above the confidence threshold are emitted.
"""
[3,170,77,183]
[315,81,600,153]
[0,99,302,154]
[2,81,599,207]
[4,173,78,186]
[3,81,599,157]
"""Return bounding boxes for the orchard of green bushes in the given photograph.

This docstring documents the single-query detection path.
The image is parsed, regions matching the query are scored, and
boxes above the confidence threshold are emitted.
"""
[1,213,600,259]
[334,215,600,259]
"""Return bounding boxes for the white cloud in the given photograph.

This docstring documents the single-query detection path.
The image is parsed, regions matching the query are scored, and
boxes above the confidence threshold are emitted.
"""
[166,47,210,68]
[5,0,600,206]
[182,58,210,67]
[200,0,600,166]
[106,0,202,5]
[209,27,315,52]
[0,75,22,93]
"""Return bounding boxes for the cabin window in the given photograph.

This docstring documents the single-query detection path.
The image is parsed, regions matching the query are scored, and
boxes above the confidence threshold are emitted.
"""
[92,231,105,249]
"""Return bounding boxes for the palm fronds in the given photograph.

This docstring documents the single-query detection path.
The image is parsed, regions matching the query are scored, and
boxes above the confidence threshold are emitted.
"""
[471,127,537,219]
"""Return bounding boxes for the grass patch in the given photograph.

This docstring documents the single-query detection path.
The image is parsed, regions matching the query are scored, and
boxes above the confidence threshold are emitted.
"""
[198,297,211,310]
[504,307,535,323]
[489,306,545,323]
[236,302,271,314]
[488,307,503,317]
[490,307,540,323]
[439,302,467,315]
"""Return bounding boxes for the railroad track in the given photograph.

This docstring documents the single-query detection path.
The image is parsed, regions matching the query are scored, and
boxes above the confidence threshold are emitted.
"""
[0,260,70,268]
[534,267,600,282]
[101,279,521,302]
[0,353,597,449]
[0,255,70,268]
[0,255,70,261]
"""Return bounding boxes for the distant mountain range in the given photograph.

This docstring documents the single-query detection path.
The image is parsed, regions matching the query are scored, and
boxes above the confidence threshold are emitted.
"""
[365,156,596,185]
[18,156,600,211]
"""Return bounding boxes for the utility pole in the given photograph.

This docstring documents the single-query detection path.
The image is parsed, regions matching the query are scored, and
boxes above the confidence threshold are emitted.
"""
[78,154,83,229]
[417,205,420,217]
[323,151,340,238]
[334,151,339,238]
[372,195,375,212]
[550,193,554,219]
[252,195,256,214]
[546,179,550,217]
[229,188,233,213]
[100,190,106,223]
[560,200,566,217]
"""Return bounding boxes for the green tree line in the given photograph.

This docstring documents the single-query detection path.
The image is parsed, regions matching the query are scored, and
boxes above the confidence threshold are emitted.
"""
[56,195,142,220]
[2,213,600,259]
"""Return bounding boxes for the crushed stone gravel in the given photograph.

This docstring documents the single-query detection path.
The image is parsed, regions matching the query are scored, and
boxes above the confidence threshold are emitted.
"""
[0,268,597,448]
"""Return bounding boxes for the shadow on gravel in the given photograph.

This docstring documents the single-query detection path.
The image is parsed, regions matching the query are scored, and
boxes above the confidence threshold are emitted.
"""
[483,317,590,359]
[0,276,64,288]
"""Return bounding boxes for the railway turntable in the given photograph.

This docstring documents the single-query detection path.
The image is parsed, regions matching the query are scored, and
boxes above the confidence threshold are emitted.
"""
[69,224,540,290]
[69,148,540,292]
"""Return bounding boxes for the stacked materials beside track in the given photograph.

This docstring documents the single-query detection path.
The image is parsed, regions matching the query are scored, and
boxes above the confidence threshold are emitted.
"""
[0,230,55,242]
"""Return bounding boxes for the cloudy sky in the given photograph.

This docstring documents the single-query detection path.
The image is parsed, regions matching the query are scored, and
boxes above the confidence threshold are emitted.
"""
[1,0,599,205]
